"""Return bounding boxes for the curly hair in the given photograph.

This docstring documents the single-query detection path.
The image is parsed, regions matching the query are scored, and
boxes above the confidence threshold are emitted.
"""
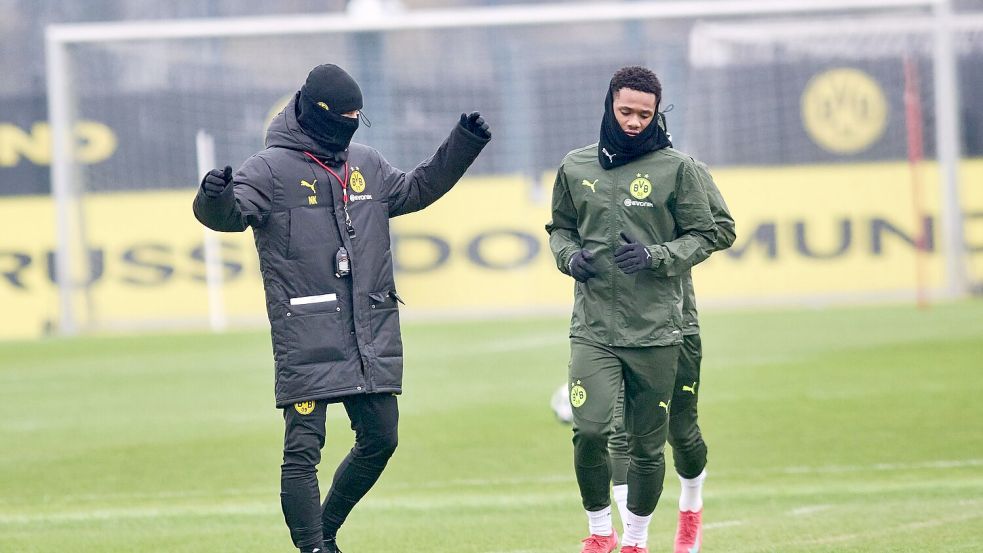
[610,66,662,103]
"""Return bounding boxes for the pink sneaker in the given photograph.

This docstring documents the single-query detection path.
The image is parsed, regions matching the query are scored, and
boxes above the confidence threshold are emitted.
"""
[620,546,648,553]
[674,510,702,553]
[580,530,619,553]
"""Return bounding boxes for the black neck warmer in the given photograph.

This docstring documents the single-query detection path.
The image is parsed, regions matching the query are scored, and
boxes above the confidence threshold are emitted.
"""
[598,86,671,170]
[296,91,358,156]
[295,64,363,154]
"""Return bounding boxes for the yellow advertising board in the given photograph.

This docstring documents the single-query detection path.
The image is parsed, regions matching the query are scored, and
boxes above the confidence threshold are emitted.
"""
[1,161,981,340]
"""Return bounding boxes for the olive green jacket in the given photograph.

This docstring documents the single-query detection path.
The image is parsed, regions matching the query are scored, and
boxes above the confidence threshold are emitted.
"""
[681,163,736,335]
[546,144,717,347]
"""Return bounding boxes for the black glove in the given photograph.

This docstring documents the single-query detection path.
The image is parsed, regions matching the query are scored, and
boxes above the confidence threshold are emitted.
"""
[201,165,233,198]
[568,249,597,282]
[460,111,491,140]
[614,232,655,274]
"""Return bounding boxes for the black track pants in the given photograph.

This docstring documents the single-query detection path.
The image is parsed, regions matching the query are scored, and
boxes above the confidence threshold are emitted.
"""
[280,393,399,550]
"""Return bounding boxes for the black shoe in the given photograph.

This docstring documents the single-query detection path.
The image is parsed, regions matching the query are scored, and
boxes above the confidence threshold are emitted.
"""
[323,538,342,553]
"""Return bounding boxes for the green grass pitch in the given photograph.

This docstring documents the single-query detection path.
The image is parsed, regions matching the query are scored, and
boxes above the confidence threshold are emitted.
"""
[1,301,982,552]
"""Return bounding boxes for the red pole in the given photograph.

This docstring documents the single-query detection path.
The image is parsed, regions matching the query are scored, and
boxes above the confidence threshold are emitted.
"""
[903,55,930,310]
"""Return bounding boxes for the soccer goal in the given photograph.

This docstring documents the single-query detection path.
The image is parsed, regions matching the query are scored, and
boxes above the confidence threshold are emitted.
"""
[685,8,980,305]
[43,0,969,336]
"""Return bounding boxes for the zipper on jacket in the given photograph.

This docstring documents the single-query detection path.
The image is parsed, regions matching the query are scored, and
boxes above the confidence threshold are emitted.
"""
[606,168,617,347]
[340,200,370,392]
[311,154,370,392]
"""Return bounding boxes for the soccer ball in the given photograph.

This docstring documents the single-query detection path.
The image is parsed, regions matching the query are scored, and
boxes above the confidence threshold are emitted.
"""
[550,383,573,424]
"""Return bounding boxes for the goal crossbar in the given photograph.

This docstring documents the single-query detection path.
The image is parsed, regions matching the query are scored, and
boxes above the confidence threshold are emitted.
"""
[45,0,938,44]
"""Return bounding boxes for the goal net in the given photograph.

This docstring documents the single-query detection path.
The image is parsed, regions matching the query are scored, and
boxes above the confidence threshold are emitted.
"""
[42,0,975,336]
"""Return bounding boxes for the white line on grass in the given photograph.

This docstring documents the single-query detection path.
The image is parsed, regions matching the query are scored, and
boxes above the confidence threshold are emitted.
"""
[0,502,275,525]
[681,457,983,480]
[46,486,275,503]
[8,460,979,530]
[384,473,574,490]
[799,510,983,546]
[729,510,983,553]
[355,490,573,511]
[778,458,983,475]
[479,549,554,553]
[0,491,574,525]
[704,520,745,530]
[40,458,983,506]
[30,476,573,515]
[789,505,832,516]
[382,458,983,491]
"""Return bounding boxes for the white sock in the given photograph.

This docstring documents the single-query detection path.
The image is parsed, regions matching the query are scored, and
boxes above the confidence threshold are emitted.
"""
[586,506,613,536]
[622,510,653,547]
[678,469,707,512]
[612,484,630,533]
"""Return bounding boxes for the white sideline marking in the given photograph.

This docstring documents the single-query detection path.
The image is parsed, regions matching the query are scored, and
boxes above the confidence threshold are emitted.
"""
[704,520,745,530]
[387,458,983,490]
[480,549,551,553]
[41,477,572,508]
[727,510,983,553]
[0,491,574,525]
[800,511,983,546]
[0,503,275,525]
[701,458,983,478]
[778,458,983,475]
[54,487,272,503]
[378,459,983,487]
[5,459,979,528]
[34,457,983,505]
[790,505,832,516]
[361,490,572,511]
[386,473,573,490]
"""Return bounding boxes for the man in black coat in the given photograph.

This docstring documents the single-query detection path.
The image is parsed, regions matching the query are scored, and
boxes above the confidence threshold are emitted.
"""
[193,63,491,553]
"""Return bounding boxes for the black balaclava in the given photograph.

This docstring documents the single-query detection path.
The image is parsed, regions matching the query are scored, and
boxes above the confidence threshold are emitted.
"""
[597,84,671,170]
[296,64,362,153]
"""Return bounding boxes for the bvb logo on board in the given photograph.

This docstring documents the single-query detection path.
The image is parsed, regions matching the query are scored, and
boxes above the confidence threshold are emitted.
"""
[801,68,888,155]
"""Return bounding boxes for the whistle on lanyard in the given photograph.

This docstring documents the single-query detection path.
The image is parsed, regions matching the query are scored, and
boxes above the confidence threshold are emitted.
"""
[345,218,356,239]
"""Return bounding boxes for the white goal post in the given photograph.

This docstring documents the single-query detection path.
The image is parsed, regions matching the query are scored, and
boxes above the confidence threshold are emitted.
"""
[44,0,964,335]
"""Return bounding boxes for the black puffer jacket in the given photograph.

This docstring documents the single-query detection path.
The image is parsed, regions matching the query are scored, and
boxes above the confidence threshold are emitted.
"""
[193,94,489,406]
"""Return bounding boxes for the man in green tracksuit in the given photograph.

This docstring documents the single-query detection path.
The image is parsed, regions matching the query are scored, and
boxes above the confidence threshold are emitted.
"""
[546,66,717,553]
[608,159,736,553]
